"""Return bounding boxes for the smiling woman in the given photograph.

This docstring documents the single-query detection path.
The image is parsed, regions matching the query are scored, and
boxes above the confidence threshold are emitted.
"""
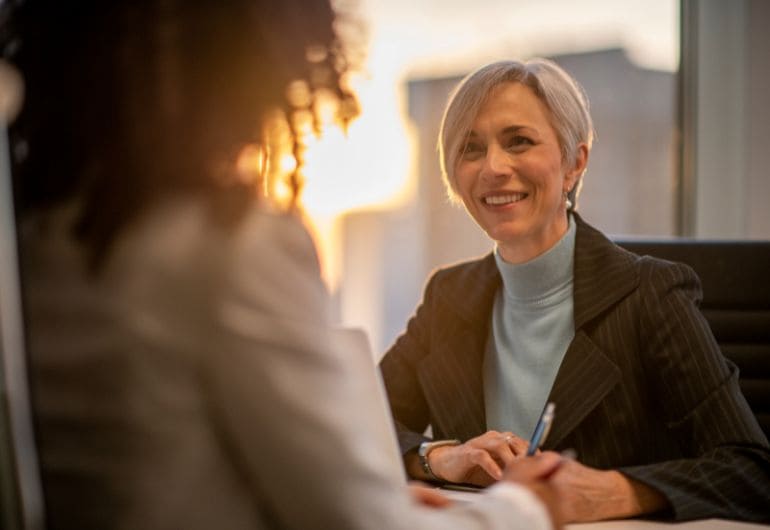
[439,60,594,212]
[453,81,587,263]
[379,57,770,524]
[439,59,593,264]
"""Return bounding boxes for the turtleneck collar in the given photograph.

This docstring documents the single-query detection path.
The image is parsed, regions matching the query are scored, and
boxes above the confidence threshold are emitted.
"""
[493,214,576,302]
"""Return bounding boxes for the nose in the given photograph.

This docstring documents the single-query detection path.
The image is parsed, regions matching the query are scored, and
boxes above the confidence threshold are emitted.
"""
[479,144,511,181]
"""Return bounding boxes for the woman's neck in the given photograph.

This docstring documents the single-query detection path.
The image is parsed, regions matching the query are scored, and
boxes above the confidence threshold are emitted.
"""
[497,212,570,265]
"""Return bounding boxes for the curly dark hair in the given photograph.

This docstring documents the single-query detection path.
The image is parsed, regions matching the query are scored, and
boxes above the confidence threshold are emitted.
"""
[4,0,360,269]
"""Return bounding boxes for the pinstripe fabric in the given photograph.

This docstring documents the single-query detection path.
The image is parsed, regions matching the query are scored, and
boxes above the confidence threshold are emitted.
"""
[380,213,770,522]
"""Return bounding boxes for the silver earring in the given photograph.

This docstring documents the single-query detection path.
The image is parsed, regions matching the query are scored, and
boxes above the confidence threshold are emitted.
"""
[563,190,573,210]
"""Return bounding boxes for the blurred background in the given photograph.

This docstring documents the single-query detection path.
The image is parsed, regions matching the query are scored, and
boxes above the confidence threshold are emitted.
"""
[298,0,770,355]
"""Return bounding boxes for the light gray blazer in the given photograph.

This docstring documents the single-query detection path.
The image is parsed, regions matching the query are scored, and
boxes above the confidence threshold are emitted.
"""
[23,199,551,530]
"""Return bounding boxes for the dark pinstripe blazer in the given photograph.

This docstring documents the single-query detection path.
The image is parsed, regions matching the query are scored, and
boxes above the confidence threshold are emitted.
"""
[380,213,770,522]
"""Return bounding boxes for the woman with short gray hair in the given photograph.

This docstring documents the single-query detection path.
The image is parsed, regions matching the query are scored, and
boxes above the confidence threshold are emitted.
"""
[439,59,593,210]
[381,58,770,523]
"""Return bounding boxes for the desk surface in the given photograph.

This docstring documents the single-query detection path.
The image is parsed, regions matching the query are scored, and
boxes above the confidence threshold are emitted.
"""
[568,519,770,529]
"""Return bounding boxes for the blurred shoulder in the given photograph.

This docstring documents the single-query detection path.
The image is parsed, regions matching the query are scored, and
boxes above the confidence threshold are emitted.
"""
[101,197,325,312]
[110,197,318,275]
[230,205,320,277]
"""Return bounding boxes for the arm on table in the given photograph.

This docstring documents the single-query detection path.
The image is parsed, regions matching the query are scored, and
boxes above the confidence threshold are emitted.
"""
[617,261,770,521]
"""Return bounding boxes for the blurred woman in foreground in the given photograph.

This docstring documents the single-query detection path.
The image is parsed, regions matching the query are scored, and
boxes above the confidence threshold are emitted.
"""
[7,1,566,529]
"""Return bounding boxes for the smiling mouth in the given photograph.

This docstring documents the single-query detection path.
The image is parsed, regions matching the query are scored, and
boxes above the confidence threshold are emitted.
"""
[483,192,528,206]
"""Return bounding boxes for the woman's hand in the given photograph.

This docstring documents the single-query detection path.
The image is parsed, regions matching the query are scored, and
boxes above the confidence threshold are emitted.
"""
[503,451,567,530]
[547,457,668,522]
[407,482,453,508]
[428,430,529,486]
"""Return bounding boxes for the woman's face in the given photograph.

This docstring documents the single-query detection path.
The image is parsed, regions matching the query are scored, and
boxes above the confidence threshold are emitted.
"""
[454,81,586,263]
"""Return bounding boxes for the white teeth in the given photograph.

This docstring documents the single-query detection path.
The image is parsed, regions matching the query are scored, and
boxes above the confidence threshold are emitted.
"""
[484,193,526,205]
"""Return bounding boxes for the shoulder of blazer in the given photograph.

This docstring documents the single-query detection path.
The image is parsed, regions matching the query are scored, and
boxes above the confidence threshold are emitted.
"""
[427,253,500,328]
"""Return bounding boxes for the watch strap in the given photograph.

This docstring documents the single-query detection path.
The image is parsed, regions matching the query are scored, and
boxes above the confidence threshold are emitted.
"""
[418,439,461,481]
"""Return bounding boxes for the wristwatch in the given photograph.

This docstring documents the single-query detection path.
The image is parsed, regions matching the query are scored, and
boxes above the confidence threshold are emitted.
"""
[417,439,460,481]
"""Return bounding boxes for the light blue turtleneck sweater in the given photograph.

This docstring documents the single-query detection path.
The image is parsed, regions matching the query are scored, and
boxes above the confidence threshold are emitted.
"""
[483,215,576,438]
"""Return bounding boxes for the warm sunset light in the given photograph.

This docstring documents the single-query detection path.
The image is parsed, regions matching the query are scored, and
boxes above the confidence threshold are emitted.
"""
[298,0,678,293]
[300,70,415,289]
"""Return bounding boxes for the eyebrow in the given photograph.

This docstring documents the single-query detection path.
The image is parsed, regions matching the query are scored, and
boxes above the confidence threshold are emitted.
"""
[467,125,535,138]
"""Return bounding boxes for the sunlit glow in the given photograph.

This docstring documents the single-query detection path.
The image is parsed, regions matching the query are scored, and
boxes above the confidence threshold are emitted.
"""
[286,79,312,109]
[280,153,297,174]
[314,96,338,125]
[297,0,679,292]
[235,144,265,187]
[300,69,414,289]
[273,178,293,205]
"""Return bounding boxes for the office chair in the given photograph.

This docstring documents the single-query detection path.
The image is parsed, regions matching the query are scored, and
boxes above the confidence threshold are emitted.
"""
[615,238,770,439]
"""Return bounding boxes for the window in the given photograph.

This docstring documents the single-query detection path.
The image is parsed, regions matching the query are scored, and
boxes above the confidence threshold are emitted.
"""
[306,0,769,353]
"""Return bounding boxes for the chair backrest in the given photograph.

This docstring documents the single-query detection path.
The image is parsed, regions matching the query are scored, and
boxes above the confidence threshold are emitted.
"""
[614,239,770,439]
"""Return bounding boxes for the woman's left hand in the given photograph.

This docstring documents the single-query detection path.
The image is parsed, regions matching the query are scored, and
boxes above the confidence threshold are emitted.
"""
[547,457,668,522]
[427,430,530,486]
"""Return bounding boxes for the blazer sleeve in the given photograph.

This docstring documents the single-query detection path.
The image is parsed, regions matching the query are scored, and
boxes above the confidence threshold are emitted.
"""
[619,259,770,522]
[379,273,438,455]
[199,213,553,530]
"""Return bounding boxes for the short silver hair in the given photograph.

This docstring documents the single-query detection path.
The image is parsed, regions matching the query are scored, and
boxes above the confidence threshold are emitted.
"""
[438,58,595,207]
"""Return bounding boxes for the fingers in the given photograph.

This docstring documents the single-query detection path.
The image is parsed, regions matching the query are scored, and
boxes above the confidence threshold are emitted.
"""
[502,431,529,457]
[471,430,523,463]
[501,452,569,530]
[527,480,566,530]
[468,447,504,481]
[428,430,531,486]
[431,443,504,483]
[503,451,563,483]
[407,482,453,508]
[460,431,526,482]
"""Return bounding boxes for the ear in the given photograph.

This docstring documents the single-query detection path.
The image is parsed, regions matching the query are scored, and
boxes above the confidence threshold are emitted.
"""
[564,143,589,191]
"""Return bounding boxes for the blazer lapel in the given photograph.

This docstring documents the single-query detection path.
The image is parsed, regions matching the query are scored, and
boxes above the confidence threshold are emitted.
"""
[420,215,639,445]
[545,213,639,448]
[571,214,640,330]
[419,254,499,441]
[545,331,621,448]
